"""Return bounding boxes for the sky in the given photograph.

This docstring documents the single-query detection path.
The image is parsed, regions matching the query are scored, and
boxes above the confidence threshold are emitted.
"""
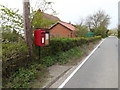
[0,0,119,29]
[118,1,120,25]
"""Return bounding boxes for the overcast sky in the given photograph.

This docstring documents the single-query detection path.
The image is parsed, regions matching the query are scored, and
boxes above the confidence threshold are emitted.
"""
[0,0,119,29]
[118,1,120,25]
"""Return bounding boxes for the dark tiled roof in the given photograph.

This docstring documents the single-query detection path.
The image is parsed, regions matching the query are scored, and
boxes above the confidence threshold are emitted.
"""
[37,9,60,21]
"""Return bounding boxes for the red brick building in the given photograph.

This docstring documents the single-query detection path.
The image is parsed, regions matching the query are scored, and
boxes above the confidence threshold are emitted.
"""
[49,21,77,38]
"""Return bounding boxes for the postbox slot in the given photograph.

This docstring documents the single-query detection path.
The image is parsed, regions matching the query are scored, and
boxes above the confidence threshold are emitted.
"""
[41,32,45,34]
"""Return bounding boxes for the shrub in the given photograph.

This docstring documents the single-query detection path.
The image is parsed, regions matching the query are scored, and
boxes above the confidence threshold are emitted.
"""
[3,36,101,88]
[3,64,45,88]
[40,36,101,57]
[3,36,101,78]
[41,56,56,67]
[2,41,29,78]
[39,36,101,65]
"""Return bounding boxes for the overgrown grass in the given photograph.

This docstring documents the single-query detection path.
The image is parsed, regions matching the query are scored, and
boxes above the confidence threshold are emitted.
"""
[56,46,83,65]
[41,46,83,66]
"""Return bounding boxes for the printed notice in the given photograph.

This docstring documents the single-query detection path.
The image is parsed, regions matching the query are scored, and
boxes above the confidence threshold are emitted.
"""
[42,37,44,43]
[46,33,49,40]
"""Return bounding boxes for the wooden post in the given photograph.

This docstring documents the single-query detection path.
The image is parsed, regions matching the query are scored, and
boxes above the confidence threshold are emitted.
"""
[23,0,33,56]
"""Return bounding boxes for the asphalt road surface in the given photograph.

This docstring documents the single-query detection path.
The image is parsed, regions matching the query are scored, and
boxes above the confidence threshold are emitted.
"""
[62,36,118,88]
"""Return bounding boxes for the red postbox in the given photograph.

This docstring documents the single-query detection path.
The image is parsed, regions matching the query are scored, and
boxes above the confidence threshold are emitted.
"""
[34,29,46,46]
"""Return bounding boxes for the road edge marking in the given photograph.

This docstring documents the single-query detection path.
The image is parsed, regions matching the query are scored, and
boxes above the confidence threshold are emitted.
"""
[58,38,105,89]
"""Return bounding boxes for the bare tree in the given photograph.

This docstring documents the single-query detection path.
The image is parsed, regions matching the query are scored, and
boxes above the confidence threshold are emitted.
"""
[86,10,110,32]
[85,10,110,37]
[32,0,57,15]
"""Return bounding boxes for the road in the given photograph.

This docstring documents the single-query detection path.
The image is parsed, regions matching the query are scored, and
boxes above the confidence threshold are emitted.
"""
[60,36,118,88]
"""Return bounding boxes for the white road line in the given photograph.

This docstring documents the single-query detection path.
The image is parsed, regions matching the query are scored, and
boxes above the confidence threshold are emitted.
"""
[58,38,105,89]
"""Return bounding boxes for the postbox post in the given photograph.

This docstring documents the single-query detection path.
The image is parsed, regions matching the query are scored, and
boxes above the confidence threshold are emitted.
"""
[38,46,41,60]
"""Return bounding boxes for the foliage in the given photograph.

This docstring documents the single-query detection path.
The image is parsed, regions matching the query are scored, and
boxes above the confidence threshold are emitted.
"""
[118,25,120,38]
[118,31,120,38]
[1,2,58,88]
[31,0,58,30]
[40,36,101,66]
[0,5,23,34]
[40,36,102,58]
[1,5,30,79]
[0,3,57,35]
[3,64,46,88]
[41,56,56,67]
[85,10,110,37]
[31,9,57,30]
[2,30,23,43]
[3,36,101,88]
[41,46,83,66]
[1,2,57,78]
[108,28,118,36]
[56,47,83,64]
[3,46,83,88]
[1,3,102,88]
[2,41,29,78]
[75,24,88,37]
[94,26,108,38]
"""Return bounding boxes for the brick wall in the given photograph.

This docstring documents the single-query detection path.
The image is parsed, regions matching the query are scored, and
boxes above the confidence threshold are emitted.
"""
[50,24,76,38]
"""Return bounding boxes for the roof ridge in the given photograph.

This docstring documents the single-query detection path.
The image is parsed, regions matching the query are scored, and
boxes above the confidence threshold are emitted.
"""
[59,21,75,26]
[43,12,59,18]
[58,21,76,31]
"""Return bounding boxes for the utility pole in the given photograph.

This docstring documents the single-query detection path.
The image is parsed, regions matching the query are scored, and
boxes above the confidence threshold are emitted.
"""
[23,0,33,56]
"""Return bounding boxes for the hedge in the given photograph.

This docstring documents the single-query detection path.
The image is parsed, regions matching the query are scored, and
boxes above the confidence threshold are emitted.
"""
[2,36,101,79]
[2,41,30,78]
[40,36,102,58]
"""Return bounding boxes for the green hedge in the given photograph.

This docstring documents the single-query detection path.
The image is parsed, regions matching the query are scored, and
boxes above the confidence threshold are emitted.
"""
[2,41,29,78]
[40,36,102,58]
[3,36,101,79]
[3,36,101,88]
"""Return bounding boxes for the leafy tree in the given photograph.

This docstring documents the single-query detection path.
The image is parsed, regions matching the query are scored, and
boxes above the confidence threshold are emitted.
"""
[75,24,88,37]
[1,0,58,85]
[85,10,110,37]
[75,18,88,37]
[108,28,118,36]
[0,5,24,43]
[0,5,24,34]
[31,9,58,30]
[1,0,57,34]
[95,26,108,37]
[30,0,58,30]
